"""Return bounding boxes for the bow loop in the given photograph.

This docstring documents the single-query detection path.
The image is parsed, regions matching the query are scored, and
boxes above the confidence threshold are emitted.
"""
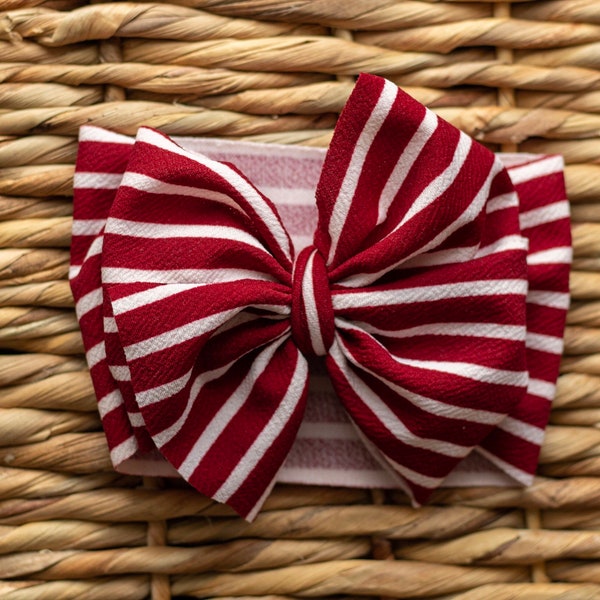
[112,126,295,281]
[314,75,504,289]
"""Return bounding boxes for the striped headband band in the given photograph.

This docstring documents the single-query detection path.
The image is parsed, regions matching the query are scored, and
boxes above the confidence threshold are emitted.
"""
[70,73,571,520]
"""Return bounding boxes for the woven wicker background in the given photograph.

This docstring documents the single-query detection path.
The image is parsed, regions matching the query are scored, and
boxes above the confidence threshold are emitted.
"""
[1,0,600,598]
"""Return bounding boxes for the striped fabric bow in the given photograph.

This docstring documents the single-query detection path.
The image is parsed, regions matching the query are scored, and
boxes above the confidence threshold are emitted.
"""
[70,74,571,519]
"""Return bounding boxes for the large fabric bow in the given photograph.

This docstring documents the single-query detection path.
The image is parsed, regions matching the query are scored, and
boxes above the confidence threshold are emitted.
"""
[70,74,571,519]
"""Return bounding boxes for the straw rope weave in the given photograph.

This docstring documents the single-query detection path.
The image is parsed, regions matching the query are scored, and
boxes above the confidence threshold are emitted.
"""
[1,0,600,598]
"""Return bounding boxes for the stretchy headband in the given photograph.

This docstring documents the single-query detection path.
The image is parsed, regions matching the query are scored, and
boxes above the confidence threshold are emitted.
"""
[70,74,571,520]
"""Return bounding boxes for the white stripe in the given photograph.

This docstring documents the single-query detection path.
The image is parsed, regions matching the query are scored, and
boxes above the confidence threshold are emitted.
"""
[75,287,103,319]
[508,155,564,185]
[85,235,104,260]
[153,362,236,446]
[86,341,106,369]
[328,79,398,263]
[498,417,545,445]
[333,278,527,310]
[104,316,118,333]
[120,171,245,216]
[111,284,201,316]
[73,172,123,190]
[105,218,267,252]
[476,234,528,259]
[245,303,290,316]
[477,446,533,486]
[137,127,292,262]
[528,378,556,401]
[519,200,570,230]
[109,365,131,382]
[381,447,445,489]
[97,389,123,419]
[72,219,105,236]
[214,351,308,503]
[109,436,138,466]
[136,368,193,408]
[336,330,505,425]
[329,341,471,459]
[398,245,479,269]
[213,310,286,338]
[358,321,525,342]
[123,308,240,361]
[396,131,472,231]
[528,246,572,266]
[302,249,326,356]
[527,290,570,310]
[178,338,287,479]
[71,235,104,280]
[526,332,564,355]
[377,109,438,225]
[245,477,279,522]
[127,412,145,427]
[79,125,133,145]
[400,234,526,269]
[391,356,528,388]
[103,267,275,287]
[486,191,519,213]
[102,267,274,287]
[397,156,503,264]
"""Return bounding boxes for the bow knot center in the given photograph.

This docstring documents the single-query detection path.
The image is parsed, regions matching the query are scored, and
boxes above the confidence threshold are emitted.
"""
[291,246,335,357]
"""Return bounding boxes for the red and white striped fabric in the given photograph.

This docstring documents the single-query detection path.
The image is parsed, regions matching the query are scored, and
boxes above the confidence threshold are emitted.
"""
[70,74,570,519]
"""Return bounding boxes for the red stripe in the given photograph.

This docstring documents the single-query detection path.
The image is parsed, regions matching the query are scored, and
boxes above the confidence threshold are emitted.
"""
[103,236,290,285]
[75,140,132,173]
[314,75,386,259]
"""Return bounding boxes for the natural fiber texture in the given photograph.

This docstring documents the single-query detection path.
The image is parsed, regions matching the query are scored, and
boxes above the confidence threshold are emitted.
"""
[0,1,599,598]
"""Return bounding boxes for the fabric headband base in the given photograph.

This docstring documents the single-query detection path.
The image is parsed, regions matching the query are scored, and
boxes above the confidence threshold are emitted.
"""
[70,74,571,520]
